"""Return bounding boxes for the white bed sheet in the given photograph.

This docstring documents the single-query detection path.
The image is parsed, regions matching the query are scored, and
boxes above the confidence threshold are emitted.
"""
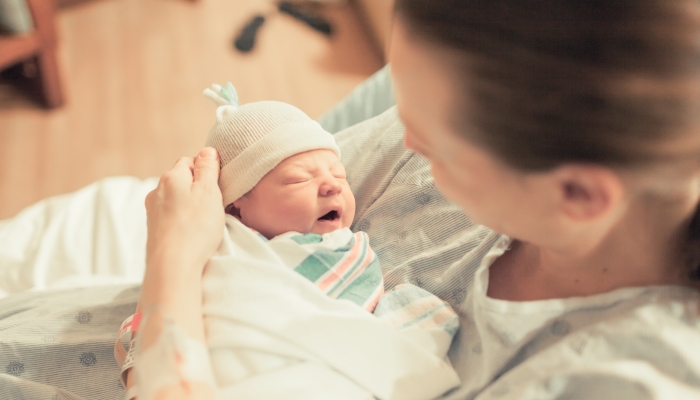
[0,176,157,300]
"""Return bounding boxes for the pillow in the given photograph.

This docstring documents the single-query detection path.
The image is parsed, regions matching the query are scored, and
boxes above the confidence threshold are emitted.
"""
[0,0,33,34]
[317,65,396,134]
[335,106,497,311]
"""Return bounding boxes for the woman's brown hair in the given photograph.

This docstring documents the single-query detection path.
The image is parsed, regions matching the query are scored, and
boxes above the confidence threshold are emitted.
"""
[395,0,700,279]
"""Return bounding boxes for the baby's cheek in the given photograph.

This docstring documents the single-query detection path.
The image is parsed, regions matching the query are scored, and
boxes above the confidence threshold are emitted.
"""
[342,210,354,229]
[284,205,315,232]
[345,192,357,227]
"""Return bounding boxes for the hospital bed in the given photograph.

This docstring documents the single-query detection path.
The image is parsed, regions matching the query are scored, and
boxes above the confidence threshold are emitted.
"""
[0,65,485,399]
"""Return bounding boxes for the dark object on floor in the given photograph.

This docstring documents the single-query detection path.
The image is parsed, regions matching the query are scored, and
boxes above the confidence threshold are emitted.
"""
[278,2,333,36]
[233,1,334,53]
[235,15,266,53]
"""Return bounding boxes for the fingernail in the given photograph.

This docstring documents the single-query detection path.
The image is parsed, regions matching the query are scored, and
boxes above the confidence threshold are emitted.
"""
[200,147,216,159]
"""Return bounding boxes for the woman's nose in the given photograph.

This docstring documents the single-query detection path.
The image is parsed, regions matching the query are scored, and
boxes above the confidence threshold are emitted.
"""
[319,177,343,196]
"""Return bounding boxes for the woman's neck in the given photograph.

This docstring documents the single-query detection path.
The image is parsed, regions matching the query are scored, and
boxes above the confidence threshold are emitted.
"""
[488,191,700,301]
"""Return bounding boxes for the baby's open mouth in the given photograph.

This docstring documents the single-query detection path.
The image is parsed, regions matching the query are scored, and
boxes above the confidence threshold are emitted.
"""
[318,210,340,221]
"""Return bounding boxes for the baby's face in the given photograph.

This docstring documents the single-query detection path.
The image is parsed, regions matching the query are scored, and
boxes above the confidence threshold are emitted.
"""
[232,149,356,239]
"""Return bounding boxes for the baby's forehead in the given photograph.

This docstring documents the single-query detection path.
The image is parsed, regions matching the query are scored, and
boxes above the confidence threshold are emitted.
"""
[278,150,343,172]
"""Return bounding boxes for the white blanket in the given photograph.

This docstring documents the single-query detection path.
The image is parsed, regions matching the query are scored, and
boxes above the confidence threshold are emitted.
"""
[190,216,460,400]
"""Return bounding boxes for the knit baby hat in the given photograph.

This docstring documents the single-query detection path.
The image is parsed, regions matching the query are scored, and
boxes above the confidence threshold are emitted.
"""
[203,83,341,207]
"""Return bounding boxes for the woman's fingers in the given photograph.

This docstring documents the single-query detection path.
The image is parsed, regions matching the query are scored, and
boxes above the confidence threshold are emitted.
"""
[169,157,195,184]
[176,156,195,170]
[143,149,224,276]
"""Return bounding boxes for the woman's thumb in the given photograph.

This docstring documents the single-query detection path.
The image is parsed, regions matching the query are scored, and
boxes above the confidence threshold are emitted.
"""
[193,147,220,184]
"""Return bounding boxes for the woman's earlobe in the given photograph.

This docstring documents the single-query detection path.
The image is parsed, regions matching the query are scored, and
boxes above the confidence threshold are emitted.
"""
[558,166,624,222]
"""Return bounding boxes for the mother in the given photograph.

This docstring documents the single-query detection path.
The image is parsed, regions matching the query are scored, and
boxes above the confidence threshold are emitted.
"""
[136,0,700,398]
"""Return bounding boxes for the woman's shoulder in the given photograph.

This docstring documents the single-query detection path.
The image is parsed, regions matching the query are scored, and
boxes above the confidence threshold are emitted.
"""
[522,286,700,360]
[494,287,700,399]
[587,286,700,351]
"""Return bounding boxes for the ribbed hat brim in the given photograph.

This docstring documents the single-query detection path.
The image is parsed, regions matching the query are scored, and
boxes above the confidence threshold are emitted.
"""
[220,119,341,206]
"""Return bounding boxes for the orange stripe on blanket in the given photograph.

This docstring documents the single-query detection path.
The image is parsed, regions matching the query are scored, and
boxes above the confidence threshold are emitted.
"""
[327,233,375,296]
[318,232,364,290]
[363,282,385,313]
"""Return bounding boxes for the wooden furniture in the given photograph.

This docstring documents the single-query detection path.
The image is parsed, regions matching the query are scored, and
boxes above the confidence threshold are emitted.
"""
[0,0,64,108]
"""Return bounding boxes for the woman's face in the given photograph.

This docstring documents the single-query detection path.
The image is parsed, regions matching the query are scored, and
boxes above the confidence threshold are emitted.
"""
[389,20,565,242]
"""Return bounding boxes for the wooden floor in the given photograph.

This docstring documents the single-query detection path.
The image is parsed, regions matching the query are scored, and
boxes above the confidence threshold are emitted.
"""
[0,0,383,219]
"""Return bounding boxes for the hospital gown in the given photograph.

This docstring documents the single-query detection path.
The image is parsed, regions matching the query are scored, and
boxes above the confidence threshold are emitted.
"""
[434,233,700,400]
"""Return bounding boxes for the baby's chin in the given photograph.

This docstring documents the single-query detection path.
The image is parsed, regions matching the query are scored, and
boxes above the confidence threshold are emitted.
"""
[252,220,349,239]
[309,218,350,235]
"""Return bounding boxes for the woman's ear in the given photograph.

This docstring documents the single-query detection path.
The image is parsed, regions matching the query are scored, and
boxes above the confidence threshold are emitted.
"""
[555,165,625,222]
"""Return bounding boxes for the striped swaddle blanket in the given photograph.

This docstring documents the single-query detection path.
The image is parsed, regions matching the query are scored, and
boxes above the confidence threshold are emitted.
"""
[256,229,384,312]
[257,227,459,338]
[374,284,459,336]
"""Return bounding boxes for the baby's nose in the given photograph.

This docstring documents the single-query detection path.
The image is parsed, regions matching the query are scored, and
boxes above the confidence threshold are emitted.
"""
[320,178,342,196]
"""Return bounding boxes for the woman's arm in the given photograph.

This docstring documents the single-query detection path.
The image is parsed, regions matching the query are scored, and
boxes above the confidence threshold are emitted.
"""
[125,148,225,400]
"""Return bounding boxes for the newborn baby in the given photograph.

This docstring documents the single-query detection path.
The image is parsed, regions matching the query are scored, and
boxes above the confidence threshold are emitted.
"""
[203,83,384,311]
[207,93,355,239]
[130,84,461,400]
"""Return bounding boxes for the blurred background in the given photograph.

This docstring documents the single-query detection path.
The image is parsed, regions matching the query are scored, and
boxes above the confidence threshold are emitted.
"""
[0,0,393,219]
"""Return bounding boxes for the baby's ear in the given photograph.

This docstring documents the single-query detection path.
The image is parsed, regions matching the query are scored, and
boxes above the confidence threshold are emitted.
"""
[225,203,241,218]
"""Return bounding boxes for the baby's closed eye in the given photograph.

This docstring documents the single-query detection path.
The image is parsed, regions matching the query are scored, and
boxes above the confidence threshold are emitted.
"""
[330,165,347,180]
[283,176,312,184]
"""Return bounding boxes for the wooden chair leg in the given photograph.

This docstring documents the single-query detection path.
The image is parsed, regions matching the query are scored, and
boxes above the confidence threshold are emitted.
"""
[35,48,64,108]
[25,0,65,108]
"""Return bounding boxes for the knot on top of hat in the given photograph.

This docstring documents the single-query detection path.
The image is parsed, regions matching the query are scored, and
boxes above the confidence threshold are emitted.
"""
[202,83,340,206]
[206,100,323,169]
[203,82,239,108]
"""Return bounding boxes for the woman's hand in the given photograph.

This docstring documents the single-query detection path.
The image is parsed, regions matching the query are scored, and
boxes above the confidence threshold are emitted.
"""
[126,148,223,398]
[144,147,225,279]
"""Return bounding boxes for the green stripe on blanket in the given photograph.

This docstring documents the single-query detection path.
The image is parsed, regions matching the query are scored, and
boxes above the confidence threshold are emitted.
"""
[290,234,323,245]
[286,232,385,311]
[294,251,346,282]
[337,258,383,306]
